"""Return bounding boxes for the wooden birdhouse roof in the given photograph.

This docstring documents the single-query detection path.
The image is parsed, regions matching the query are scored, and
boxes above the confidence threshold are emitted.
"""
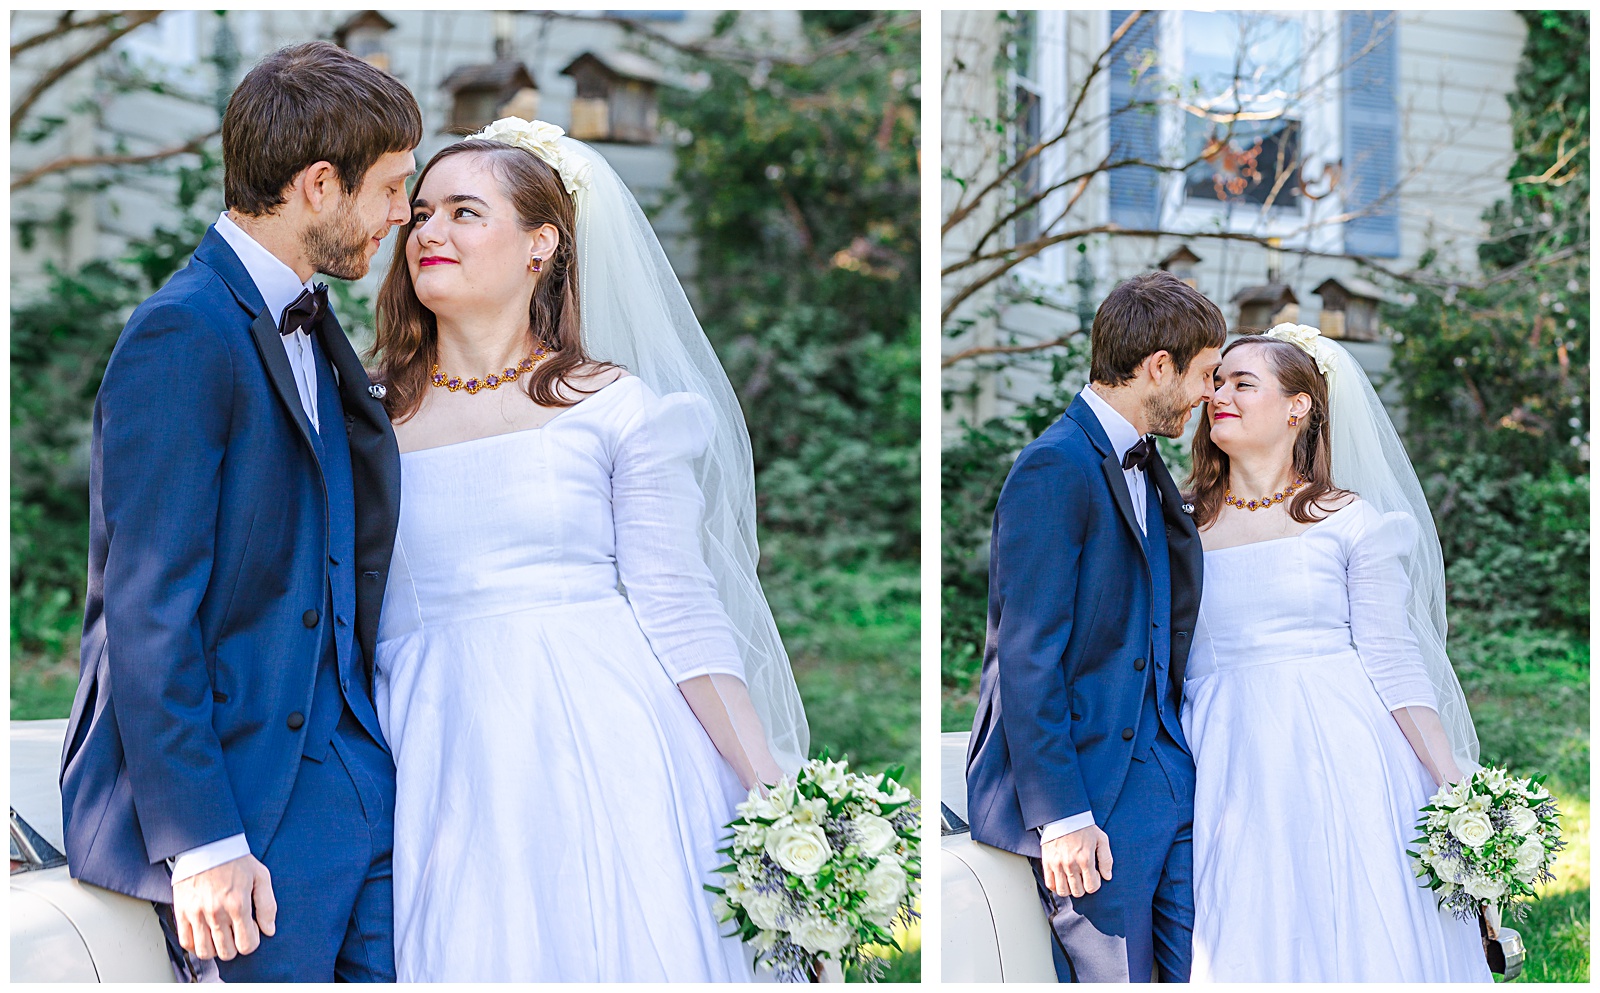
[1230,282,1298,306]
[560,51,665,86]
[441,60,537,95]
[1312,276,1385,304]
[334,10,396,48]
[1157,244,1202,270]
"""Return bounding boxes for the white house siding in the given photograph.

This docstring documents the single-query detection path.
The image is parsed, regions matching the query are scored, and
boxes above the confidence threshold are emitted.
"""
[11,10,805,310]
[942,9,1525,436]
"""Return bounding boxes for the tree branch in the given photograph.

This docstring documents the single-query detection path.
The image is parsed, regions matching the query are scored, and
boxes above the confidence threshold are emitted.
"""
[942,335,1074,368]
[10,10,124,58]
[943,10,1144,237]
[11,10,163,138]
[11,126,218,191]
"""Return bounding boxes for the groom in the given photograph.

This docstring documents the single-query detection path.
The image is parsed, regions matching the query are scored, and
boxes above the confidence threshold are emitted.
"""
[966,271,1225,982]
[59,43,418,981]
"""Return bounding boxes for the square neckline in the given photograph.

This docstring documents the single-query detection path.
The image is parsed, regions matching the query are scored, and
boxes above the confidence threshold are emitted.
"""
[1200,499,1362,554]
[398,374,636,458]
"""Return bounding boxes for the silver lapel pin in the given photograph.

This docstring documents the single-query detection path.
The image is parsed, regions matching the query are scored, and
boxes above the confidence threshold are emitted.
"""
[368,384,387,400]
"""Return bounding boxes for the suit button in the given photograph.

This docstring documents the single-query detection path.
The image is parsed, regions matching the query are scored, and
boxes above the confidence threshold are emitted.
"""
[1134,658,1146,671]
[287,712,305,730]
[303,609,319,628]
[1122,727,1135,741]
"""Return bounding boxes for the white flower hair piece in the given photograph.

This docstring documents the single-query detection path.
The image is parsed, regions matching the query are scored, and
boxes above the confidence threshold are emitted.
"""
[1263,322,1340,386]
[469,117,592,195]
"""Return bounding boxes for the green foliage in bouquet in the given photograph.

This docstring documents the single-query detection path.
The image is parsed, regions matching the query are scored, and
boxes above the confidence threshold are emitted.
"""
[708,755,920,982]
[1409,768,1564,923]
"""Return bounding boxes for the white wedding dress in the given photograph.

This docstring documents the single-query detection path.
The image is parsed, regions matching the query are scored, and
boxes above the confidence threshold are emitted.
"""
[374,375,754,982]
[1181,500,1490,982]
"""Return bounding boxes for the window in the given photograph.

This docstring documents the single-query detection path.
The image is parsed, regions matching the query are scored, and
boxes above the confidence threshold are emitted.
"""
[1178,11,1304,211]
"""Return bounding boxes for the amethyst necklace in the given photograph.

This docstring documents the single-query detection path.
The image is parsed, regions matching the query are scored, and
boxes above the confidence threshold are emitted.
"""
[430,341,551,395]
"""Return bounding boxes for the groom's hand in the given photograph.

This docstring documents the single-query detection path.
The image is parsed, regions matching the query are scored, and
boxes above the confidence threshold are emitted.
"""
[1041,824,1114,899]
[173,854,278,961]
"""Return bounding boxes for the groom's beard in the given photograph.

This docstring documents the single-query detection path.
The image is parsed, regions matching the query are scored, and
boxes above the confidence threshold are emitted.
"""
[303,200,374,281]
[1143,379,1196,438]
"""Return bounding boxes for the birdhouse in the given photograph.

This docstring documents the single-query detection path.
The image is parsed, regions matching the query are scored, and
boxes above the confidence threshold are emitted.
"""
[333,11,396,72]
[1230,283,1299,331]
[1157,245,1202,287]
[560,52,664,145]
[1313,276,1384,341]
[440,60,539,135]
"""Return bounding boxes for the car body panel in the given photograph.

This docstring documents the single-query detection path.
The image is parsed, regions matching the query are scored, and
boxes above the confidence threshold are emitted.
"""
[10,887,99,981]
[12,719,174,983]
[940,731,1057,981]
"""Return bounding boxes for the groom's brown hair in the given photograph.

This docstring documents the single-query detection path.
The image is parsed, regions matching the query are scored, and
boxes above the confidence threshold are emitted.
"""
[1089,270,1227,386]
[223,42,422,216]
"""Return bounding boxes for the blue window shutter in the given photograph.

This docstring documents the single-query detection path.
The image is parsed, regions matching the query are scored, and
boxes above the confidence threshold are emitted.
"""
[1342,11,1401,257]
[1107,10,1162,230]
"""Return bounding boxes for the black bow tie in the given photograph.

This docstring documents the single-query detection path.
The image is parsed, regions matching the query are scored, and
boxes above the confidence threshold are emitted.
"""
[279,283,329,337]
[1121,436,1155,471]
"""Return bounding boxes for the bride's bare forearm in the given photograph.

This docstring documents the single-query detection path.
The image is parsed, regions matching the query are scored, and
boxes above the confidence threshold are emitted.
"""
[1391,706,1463,786]
[677,673,785,791]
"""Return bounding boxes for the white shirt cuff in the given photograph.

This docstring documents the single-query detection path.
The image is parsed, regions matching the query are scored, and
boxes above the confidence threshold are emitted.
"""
[1039,812,1096,844]
[169,834,251,883]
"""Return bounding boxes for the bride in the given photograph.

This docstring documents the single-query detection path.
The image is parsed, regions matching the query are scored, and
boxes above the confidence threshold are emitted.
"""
[367,118,808,981]
[1180,324,1490,982]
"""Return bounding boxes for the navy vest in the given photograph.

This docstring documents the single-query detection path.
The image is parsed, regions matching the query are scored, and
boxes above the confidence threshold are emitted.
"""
[1135,474,1187,757]
[301,337,383,759]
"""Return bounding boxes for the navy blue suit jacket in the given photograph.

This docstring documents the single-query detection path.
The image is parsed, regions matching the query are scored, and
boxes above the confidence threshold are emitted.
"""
[966,392,1203,859]
[59,227,402,902]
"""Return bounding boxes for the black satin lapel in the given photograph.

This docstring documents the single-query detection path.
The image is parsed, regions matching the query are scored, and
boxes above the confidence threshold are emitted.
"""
[1101,453,1146,558]
[1149,453,1201,690]
[313,312,401,680]
[247,308,319,458]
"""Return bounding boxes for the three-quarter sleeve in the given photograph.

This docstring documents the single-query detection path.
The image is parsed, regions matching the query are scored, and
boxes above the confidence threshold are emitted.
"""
[1345,505,1438,711]
[610,382,747,684]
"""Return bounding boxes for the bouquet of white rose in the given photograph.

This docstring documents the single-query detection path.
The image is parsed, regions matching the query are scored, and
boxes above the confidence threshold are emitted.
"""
[707,755,921,982]
[1409,766,1563,925]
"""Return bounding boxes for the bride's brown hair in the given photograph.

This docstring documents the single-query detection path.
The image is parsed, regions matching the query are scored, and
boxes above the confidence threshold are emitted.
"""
[370,140,613,422]
[1187,334,1352,528]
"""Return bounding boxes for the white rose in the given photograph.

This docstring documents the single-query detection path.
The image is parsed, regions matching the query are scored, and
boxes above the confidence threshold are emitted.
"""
[792,915,854,956]
[1448,808,1495,849]
[1431,855,1468,885]
[768,824,832,877]
[1464,872,1507,902]
[1506,804,1540,837]
[860,858,908,921]
[1514,836,1546,874]
[743,890,786,932]
[854,814,898,857]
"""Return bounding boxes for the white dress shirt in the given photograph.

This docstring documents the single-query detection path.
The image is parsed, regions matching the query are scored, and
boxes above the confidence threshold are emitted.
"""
[1039,385,1153,846]
[170,214,325,883]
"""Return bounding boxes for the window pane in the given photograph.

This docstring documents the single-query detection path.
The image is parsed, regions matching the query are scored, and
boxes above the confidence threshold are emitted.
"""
[1182,12,1303,209]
